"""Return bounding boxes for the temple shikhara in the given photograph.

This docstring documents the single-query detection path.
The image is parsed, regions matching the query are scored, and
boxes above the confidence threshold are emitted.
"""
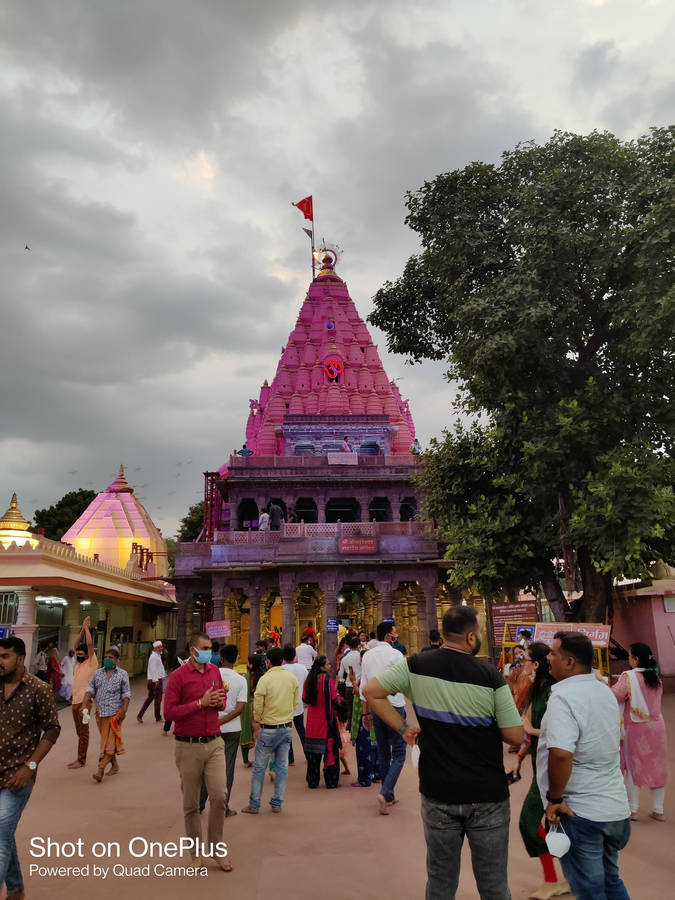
[174,252,450,660]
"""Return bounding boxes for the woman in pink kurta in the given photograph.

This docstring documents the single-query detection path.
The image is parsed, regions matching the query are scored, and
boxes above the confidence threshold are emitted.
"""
[303,656,341,789]
[611,642,668,821]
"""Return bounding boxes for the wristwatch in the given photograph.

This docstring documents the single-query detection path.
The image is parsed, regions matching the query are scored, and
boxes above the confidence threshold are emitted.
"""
[397,723,409,737]
[546,791,563,804]
[25,761,37,772]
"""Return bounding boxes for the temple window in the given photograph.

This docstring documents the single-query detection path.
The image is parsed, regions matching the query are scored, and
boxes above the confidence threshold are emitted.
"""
[326,498,360,523]
[294,498,318,523]
[369,497,392,522]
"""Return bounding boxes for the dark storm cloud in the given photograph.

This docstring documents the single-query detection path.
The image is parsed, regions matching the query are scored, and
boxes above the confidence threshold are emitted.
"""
[1,0,673,534]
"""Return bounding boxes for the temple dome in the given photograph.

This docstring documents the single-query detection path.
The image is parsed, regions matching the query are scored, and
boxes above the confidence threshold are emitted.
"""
[61,466,168,576]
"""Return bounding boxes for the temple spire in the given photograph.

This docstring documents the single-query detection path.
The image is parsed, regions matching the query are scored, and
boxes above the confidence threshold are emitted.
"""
[106,464,134,493]
[0,493,30,532]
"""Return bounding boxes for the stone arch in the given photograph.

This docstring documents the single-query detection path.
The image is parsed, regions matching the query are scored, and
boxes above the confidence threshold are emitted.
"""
[295,497,318,523]
[369,497,392,522]
[326,497,360,523]
[400,496,417,521]
[237,498,259,529]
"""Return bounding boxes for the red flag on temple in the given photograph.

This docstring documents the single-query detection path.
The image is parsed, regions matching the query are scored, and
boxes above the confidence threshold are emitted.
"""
[293,195,313,221]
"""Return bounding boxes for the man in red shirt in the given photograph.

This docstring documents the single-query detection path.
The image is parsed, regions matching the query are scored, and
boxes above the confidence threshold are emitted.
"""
[164,632,232,873]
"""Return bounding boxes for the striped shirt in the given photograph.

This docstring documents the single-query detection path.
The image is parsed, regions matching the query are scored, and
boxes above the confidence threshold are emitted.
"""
[378,648,520,803]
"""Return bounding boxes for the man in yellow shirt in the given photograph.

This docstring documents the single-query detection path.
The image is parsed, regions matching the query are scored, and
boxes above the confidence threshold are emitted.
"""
[241,647,298,814]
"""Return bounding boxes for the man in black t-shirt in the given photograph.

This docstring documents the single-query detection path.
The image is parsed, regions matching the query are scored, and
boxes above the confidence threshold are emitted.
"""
[365,606,523,900]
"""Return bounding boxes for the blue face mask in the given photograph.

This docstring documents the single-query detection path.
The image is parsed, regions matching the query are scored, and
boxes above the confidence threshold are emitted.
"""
[194,649,211,665]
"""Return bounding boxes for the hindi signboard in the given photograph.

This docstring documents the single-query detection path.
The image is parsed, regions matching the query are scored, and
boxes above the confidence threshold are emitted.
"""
[205,619,231,639]
[339,537,378,554]
[490,601,538,647]
[326,617,339,633]
[533,622,611,648]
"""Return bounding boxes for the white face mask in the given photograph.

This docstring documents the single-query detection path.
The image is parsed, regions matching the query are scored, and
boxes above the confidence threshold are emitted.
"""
[545,823,571,857]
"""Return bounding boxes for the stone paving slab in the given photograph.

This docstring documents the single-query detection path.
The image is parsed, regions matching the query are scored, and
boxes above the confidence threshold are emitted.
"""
[10,679,675,899]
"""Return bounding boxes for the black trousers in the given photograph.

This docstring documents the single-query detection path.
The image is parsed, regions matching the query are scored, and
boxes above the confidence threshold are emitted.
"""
[306,752,340,789]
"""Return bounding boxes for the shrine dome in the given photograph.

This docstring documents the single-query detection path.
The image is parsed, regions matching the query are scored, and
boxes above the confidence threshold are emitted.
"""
[61,466,169,576]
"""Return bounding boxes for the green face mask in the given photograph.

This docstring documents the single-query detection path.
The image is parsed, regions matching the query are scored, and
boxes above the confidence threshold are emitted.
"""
[103,658,115,670]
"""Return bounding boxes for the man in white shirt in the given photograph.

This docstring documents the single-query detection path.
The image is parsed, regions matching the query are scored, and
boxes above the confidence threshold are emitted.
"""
[199,644,248,818]
[360,621,406,815]
[538,632,631,900]
[295,635,317,670]
[282,645,309,763]
[137,640,166,723]
[338,636,362,725]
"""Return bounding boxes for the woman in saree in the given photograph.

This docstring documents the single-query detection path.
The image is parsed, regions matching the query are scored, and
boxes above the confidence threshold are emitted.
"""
[611,642,668,821]
[303,656,341,789]
[514,642,570,900]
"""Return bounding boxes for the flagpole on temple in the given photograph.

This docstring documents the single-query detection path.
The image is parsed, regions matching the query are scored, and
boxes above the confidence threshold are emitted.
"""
[292,195,315,279]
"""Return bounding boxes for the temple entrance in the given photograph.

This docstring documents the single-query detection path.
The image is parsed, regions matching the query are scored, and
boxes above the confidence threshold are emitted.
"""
[326,498,360,523]
[237,499,259,529]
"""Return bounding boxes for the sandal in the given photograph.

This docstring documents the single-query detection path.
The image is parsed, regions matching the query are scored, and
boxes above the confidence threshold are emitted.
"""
[506,771,522,785]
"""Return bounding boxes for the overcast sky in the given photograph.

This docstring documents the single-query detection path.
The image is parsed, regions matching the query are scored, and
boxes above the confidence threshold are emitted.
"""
[1,0,672,537]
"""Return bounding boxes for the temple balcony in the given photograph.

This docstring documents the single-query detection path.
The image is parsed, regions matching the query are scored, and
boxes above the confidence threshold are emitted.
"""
[174,520,440,574]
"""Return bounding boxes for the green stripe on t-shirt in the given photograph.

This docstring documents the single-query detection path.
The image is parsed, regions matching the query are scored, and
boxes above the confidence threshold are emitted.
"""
[378,659,521,727]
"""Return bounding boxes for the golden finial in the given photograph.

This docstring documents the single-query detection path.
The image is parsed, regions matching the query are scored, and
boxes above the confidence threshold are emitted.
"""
[0,493,30,532]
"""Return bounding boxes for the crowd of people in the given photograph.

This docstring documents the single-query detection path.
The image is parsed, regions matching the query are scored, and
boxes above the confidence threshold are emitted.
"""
[0,608,670,899]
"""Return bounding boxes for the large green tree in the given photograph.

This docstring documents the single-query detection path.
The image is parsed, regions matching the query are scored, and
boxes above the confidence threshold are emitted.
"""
[371,128,675,621]
[32,489,96,541]
[176,501,204,542]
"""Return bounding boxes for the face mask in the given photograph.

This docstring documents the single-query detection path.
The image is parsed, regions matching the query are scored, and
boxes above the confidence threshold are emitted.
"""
[76,656,85,664]
[194,649,212,665]
[103,658,115,670]
[545,823,571,857]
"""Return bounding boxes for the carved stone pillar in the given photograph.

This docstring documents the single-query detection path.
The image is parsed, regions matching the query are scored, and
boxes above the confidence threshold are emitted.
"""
[316,496,326,523]
[12,589,38,666]
[211,574,226,622]
[420,578,439,639]
[377,580,394,622]
[248,588,261,652]
[279,574,296,647]
[322,589,338,662]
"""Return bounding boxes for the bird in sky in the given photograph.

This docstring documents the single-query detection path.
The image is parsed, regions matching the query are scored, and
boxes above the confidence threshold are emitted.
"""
[67,470,78,476]
[25,244,30,250]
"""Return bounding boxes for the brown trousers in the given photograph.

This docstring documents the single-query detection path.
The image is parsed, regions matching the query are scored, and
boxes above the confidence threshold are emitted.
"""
[71,702,89,764]
[175,738,227,857]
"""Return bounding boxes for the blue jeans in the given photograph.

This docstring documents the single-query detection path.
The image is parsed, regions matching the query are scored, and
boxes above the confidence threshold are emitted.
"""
[0,783,34,894]
[372,707,406,802]
[559,814,631,900]
[421,795,511,900]
[248,726,292,811]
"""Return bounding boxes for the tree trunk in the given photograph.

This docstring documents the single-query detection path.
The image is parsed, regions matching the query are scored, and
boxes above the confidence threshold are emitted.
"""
[541,568,571,622]
[577,547,611,623]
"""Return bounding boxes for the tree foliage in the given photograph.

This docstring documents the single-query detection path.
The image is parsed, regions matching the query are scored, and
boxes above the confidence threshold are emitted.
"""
[176,501,204,543]
[32,489,97,541]
[371,128,675,621]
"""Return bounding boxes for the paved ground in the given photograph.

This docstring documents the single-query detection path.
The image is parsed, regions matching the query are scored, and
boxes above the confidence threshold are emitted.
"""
[10,680,675,900]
